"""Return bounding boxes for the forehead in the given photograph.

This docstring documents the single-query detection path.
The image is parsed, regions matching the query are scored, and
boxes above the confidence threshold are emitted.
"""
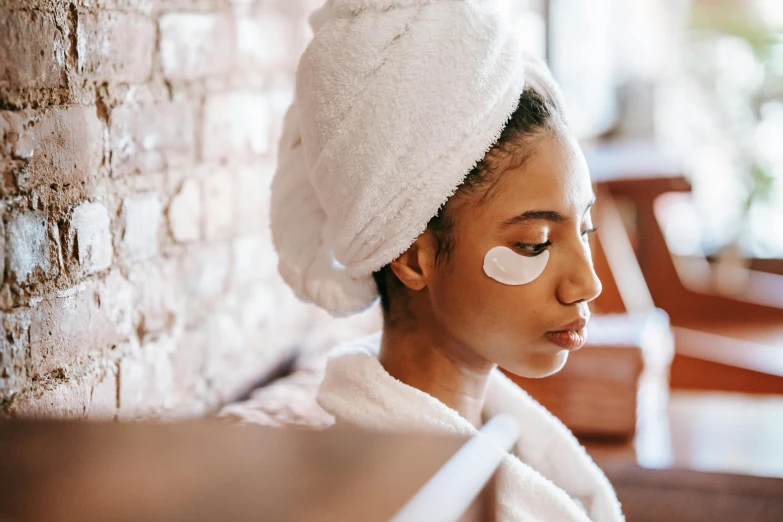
[478,132,592,221]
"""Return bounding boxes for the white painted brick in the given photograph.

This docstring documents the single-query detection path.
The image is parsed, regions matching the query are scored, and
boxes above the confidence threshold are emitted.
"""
[202,92,270,160]
[77,11,156,83]
[118,337,175,419]
[159,13,234,79]
[181,244,230,299]
[232,235,276,288]
[128,259,182,338]
[121,194,162,261]
[235,282,276,331]
[85,368,118,420]
[6,211,50,283]
[100,270,135,339]
[235,12,292,71]
[235,163,272,236]
[203,172,235,240]
[168,177,201,242]
[202,313,245,400]
[0,311,31,395]
[110,101,196,177]
[71,202,113,273]
[0,215,5,287]
[170,329,206,409]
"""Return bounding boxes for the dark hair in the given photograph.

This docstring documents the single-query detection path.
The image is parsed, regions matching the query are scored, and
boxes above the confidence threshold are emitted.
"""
[372,87,565,322]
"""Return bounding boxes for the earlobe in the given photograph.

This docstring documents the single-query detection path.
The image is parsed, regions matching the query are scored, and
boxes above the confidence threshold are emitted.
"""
[389,236,432,291]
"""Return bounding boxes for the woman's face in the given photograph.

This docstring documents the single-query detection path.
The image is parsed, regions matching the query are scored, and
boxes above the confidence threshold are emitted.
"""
[426,129,601,378]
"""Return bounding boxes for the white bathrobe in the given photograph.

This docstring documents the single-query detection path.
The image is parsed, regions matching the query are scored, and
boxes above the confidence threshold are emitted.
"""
[316,330,625,522]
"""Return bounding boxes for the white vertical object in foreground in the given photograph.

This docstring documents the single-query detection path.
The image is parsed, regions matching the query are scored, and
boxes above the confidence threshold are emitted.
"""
[389,414,520,522]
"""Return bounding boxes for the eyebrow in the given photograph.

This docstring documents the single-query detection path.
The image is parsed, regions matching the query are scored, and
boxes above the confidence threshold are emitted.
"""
[500,196,596,228]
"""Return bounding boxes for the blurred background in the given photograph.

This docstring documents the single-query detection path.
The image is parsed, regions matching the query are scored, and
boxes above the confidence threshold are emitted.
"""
[537,0,783,261]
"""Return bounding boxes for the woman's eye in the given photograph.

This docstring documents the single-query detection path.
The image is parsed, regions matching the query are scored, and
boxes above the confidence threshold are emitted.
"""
[516,240,552,257]
[581,226,599,241]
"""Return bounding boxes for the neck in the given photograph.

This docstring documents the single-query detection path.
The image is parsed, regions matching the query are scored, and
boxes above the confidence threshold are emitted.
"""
[378,325,495,429]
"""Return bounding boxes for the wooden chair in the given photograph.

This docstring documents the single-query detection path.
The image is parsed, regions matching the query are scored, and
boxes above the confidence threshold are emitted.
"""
[586,142,783,394]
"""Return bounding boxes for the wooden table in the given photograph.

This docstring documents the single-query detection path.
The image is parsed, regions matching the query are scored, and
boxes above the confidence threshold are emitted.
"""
[0,420,469,522]
[583,390,783,522]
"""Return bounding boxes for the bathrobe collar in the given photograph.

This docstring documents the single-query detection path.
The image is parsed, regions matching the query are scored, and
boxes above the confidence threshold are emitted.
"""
[316,330,625,522]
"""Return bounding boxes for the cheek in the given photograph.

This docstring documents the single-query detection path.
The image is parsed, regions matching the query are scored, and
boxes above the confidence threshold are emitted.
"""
[428,243,570,375]
[429,246,549,344]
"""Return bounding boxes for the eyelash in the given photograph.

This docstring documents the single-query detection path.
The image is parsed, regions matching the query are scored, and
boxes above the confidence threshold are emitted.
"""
[516,226,599,256]
[516,240,551,256]
[583,226,599,237]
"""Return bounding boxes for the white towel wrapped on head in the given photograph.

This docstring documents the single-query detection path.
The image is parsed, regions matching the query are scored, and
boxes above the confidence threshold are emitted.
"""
[270,0,566,317]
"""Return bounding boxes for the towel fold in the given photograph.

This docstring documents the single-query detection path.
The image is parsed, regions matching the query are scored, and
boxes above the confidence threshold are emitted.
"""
[316,330,626,522]
[270,0,565,317]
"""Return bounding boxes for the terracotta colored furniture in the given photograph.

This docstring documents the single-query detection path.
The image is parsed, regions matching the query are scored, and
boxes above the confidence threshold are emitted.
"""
[586,142,783,394]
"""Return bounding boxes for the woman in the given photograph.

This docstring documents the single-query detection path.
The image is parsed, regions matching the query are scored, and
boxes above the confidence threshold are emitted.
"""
[270,0,624,520]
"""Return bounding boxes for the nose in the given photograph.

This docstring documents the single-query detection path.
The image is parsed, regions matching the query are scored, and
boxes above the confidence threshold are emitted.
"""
[556,238,602,306]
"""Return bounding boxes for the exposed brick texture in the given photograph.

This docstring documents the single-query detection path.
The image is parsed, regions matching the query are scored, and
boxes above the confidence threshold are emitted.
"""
[5,211,52,284]
[109,101,197,177]
[203,170,235,240]
[202,92,270,160]
[0,8,67,89]
[120,194,162,261]
[77,11,156,83]
[70,201,113,273]
[235,162,272,236]
[1,106,103,188]
[0,0,383,420]
[29,270,133,378]
[168,177,201,242]
[159,13,235,80]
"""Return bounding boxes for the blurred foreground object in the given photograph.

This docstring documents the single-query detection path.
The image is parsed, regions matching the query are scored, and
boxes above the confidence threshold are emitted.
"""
[0,420,475,522]
[391,414,518,522]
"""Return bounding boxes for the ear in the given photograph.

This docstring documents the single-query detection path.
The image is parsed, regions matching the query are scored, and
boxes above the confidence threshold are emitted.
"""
[389,230,436,292]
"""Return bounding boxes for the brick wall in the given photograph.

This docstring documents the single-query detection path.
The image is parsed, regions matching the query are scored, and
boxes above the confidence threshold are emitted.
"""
[0,0,382,420]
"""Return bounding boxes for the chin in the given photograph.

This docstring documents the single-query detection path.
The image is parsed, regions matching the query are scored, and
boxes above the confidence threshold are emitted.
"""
[505,350,569,379]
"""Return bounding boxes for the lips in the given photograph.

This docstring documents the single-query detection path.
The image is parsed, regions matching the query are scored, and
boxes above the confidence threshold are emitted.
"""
[546,318,588,351]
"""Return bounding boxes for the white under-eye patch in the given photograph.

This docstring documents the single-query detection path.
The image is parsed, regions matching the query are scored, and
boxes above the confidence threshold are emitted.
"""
[483,246,549,285]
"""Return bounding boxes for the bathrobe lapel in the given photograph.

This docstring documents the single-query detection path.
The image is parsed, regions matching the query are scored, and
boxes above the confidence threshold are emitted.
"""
[316,331,625,522]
